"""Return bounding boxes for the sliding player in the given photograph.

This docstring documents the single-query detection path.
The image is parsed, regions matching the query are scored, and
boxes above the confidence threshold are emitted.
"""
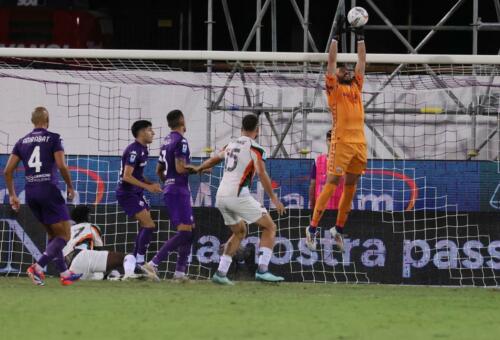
[306,17,367,252]
[63,205,141,280]
[3,107,82,286]
[141,110,195,281]
[116,120,162,266]
[190,114,286,285]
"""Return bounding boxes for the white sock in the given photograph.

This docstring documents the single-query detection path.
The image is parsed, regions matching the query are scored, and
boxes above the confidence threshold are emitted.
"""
[217,254,233,276]
[136,254,145,264]
[257,247,273,273]
[173,271,185,279]
[123,254,136,276]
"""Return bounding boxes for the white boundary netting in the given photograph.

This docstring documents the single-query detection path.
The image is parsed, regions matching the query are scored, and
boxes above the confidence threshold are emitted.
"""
[0,51,499,285]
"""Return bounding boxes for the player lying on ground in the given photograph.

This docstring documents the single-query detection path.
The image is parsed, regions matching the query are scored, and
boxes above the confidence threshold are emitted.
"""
[189,114,286,285]
[63,205,142,280]
[116,120,162,266]
[141,110,196,282]
[3,107,82,286]
[306,15,367,252]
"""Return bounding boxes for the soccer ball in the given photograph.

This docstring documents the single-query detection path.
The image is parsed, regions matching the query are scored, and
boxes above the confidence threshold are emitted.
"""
[347,7,369,27]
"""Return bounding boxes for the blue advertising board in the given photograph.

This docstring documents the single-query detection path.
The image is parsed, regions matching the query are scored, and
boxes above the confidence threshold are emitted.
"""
[0,154,499,212]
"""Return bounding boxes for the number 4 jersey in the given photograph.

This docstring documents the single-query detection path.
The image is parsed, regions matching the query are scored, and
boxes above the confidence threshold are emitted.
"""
[216,135,266,197]
[12,128,64,187]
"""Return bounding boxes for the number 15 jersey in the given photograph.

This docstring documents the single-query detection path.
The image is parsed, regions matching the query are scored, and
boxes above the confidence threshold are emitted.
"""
[216,136,266,198]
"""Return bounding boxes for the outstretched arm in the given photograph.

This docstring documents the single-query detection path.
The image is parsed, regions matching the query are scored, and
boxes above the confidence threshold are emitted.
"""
[355,40,366,76]
[191,155,224,173]
[326,39,338,76]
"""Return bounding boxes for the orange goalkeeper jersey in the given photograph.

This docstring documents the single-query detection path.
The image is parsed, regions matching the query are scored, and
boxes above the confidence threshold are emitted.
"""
[325,73,366,144]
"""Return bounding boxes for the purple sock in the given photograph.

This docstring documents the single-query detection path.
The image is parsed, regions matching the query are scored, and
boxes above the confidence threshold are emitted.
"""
[52,249,68,273]
[175,235,193,273]
[37,237,67,269]
[152,231,192,266]
[133,227,154,258]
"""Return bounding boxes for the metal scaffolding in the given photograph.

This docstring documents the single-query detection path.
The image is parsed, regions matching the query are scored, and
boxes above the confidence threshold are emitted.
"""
[204,0,500,159]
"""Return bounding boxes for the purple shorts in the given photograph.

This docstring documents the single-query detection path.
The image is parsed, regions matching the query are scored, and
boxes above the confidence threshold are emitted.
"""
[117,191,150,218]
[164,191,193,228]
[26,184,70,225]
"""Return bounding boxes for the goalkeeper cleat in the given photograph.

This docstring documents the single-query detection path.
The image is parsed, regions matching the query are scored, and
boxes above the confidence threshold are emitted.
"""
[212,272,234,285]
[305,226,319,251]
[330,227,345,252]
[27,264,45,286]
[140,263,160,282]
[60,271,83,286]
[255,271,284,283]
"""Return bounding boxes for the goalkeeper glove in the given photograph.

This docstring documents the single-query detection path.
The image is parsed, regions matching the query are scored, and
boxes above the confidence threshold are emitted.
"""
[353,26,365,42]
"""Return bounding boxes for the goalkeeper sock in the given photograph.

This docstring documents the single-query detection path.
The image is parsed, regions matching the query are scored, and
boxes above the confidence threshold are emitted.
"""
[134,227,154,263]
[310,183,337,228]
[123,254,136,276]
[257,247,273,273]
[336,183,357,228]
[217,254,232,277]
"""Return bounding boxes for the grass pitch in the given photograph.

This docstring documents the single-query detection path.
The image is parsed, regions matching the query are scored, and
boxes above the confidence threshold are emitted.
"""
[1,278,499,340]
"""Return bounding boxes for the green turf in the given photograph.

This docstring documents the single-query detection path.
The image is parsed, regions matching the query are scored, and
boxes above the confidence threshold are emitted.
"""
[1,278,499,340]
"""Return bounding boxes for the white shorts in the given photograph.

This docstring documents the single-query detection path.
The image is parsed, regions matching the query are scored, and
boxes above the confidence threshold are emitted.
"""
[69,250,108,280]
[216,195,267,226]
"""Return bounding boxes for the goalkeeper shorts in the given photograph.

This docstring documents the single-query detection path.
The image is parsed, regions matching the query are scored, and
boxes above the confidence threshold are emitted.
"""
[327,142,367,176]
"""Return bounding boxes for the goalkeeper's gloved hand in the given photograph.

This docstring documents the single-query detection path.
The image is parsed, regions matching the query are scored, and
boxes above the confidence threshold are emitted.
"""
[333,15,346,42]
[352,26,365,42]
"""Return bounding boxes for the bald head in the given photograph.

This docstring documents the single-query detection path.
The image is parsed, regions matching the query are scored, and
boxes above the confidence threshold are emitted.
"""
[31,107,49,128]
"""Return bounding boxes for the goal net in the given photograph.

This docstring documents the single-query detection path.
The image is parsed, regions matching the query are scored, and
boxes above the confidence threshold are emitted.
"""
[0,50,499,286]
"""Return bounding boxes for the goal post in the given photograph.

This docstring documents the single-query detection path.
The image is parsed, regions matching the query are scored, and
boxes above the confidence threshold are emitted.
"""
[0,49,499,286]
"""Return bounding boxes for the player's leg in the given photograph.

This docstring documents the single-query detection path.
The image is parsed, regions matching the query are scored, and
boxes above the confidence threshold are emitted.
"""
[212,220,246,285]
[106,251,143,280]
[133,207,156,265]
[306,143,349,250]
[143,192,194,281]
[330,144,367,251]
[254,213,284,282]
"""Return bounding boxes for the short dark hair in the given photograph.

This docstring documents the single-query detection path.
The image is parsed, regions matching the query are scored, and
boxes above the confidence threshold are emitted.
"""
[326,130,332,139]
[131,120,152,138]
[167,110,184,129]
[242,114,259,132]
[71,205,90,224]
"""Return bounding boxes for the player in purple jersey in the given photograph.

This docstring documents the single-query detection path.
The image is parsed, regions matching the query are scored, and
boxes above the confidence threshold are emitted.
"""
[141,110,196,281]
[3,107,82,286]
[116,120,162,266]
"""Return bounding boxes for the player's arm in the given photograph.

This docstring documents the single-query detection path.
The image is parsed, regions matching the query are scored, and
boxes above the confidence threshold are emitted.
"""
[122,165,162,193]
[156,162,166,183]
[3,154,21,211]
[190,154,224,173]
[54,150,75,201]
[254,157,285,215]
[175,158,193,175]
[355,39,366,76]
[326,39,338,76]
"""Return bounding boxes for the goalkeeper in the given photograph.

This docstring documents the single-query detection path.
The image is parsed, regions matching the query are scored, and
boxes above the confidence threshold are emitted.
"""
[306,15,367,252]
[63,206,141,280]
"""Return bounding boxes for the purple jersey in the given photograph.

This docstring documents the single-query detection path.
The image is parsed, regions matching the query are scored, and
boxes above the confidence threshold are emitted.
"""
[158,131,190,194]
[12,128,64,188]
[117,141,149,194]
